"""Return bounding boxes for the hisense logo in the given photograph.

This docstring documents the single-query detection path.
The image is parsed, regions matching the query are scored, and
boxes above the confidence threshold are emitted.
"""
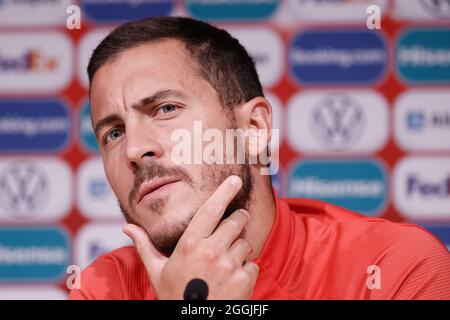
[0,245,66,265]
[0,228,69,281]
[291,178,384,198]
[186,0,277,20]
[396,30,450,83]
[289,160,387,215]
[398,46,450,67]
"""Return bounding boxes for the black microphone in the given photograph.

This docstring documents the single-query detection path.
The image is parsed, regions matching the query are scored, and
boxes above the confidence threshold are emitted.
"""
[183,278,208,300]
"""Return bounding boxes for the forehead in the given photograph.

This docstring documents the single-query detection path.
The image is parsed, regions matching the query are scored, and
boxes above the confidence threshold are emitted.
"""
[90,39,213,121]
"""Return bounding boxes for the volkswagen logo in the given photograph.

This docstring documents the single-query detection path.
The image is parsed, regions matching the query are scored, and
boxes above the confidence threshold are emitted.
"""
[310,92,365,151]
[420,0,450,18]
[0,161,49,219]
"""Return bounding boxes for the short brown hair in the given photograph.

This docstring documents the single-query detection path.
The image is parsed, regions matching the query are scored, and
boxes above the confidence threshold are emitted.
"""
[88,16,264,108]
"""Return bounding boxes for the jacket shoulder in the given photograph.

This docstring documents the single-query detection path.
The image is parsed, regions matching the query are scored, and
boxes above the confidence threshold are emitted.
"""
[69,246,152,300]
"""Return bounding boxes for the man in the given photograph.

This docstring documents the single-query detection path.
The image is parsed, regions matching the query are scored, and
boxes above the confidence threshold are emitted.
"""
[69,17,450,300]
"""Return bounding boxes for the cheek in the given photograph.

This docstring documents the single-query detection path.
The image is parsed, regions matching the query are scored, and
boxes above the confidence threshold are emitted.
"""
[103,152,132,201]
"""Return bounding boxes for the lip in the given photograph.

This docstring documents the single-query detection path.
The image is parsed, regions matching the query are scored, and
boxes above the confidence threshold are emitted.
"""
[136,177,180,204]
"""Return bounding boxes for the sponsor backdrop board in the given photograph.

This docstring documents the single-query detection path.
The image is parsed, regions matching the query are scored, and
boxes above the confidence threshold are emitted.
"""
[0,0,449,298]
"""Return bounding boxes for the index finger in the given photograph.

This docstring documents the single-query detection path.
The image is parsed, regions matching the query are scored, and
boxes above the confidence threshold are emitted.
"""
[182,175,242,239]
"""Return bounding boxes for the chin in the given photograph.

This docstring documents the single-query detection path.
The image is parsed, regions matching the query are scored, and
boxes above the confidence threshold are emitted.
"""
[145,214,192,254]
[143,202,195,232]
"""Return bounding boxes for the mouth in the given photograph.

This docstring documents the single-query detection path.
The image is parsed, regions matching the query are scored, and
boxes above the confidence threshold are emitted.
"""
[136,177,181,204]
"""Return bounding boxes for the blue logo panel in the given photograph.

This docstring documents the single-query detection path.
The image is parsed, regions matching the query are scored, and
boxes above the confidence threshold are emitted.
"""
[397,29,450,83]
[289,159,388,215]
[79,102,99,153]
[0,227,69,281]
[271,171,282,196]
[82,0,174,22]
[406,111,426,131]
[186,0,278,20]
[421,225,450,250]
[289,30,387,85]
[0,100,70,153]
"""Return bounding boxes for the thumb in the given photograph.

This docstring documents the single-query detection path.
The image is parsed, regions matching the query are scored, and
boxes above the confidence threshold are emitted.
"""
[123,223,167,283]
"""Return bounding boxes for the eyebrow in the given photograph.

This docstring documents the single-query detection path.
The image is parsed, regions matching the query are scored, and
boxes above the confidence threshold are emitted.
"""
[93,89,188,139]
[131,89,188,112]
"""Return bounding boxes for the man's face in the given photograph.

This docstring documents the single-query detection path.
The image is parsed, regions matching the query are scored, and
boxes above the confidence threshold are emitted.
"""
[90,40,252,254]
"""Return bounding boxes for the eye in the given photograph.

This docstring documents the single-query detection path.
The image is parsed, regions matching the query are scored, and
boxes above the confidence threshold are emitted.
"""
[155,103,179,115]
[105,128,124,144]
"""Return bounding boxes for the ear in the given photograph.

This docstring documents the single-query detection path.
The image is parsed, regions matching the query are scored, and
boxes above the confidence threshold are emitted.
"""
[234,96,273,157]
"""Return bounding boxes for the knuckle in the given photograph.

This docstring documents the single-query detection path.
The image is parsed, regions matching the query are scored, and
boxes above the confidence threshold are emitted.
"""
[235,270,251,284]
[203,247,219,262]
[245,243,254,255]
[218,258,235,273]
[232,209,249,221]
[248,262,260,275]
[236,238,251,250]
[134,243,143,254]
[225,219,242,232]
[205,203,222,217]
[180,236,197,254]
[233,238,244,247]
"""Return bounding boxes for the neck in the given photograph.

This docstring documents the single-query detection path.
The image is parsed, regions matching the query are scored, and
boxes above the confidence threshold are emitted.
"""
[244,173,276,261]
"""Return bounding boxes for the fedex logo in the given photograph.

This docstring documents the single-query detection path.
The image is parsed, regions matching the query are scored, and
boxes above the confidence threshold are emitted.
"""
[393,156,450,219]
[407,175,450,197]
[0,49,58,73]
[0,32,72,93]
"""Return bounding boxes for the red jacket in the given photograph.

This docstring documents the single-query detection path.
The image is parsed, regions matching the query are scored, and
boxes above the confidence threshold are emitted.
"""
[69,195,450,299]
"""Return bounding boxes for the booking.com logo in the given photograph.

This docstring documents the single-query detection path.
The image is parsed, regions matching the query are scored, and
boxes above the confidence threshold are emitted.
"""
[0,100,71,153]
[82,0,174,22]
[289,29,387,85]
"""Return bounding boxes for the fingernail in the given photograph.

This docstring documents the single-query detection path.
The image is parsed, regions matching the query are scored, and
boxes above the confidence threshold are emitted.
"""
[229,175,242,187]
[123,227,133,240]
[238,209,249,219]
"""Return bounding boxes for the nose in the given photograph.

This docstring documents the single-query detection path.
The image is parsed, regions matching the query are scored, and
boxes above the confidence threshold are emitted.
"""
[125,121,163,173]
